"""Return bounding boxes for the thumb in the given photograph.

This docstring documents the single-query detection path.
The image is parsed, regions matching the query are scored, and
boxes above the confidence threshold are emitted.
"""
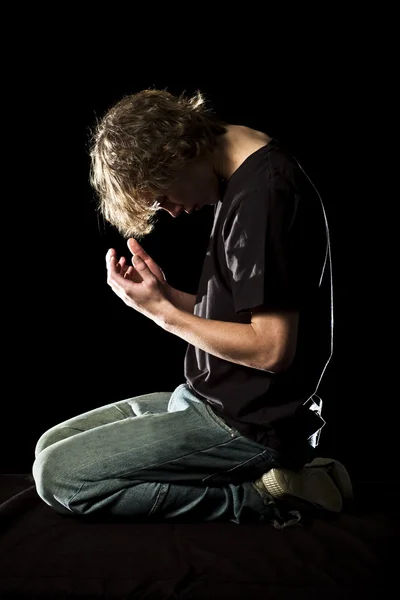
[131,253,151,275]
[127,238,142,255]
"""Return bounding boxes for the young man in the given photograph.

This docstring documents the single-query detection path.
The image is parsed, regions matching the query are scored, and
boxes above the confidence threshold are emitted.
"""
[32,89,352,525]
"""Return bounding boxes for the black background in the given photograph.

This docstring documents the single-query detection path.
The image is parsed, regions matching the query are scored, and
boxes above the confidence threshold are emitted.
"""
[1,59,395,487]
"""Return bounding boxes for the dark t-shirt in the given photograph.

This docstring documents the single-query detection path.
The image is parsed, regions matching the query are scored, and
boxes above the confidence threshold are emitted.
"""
[184,138,329,452]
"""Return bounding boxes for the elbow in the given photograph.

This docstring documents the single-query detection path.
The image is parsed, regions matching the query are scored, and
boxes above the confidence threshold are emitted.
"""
[261,348,296,374]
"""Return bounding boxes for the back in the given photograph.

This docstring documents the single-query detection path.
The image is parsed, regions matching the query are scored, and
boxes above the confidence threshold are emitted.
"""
[184,138,329,453]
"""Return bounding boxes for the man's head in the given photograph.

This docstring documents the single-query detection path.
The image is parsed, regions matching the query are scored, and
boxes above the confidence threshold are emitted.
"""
[90,89,226,240]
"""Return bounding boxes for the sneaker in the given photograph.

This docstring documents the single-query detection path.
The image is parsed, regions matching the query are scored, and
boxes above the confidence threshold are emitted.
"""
[303,457,353,502]
[257,465,343,513]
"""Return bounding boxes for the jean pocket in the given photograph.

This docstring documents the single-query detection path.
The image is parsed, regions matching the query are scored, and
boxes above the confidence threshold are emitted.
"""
[202,448,278,486]
[202,403,241,438]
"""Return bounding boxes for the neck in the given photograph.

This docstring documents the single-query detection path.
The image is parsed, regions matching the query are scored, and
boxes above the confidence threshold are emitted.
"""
[212,124,272,180]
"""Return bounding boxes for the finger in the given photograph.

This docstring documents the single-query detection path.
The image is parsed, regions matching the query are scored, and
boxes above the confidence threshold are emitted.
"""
[106,248,117,265]
[128,239,163,280]
[107,255,118,276]
[127,238,149,260]
[107,257,128,291]
[116,259,125,274]
[108,256,125,282]
[124,266,134,278]
[117,255,127,275]
[124,265,143,283]
[107,256,117,286]
[127,238,141,254]
[131,254,151,277]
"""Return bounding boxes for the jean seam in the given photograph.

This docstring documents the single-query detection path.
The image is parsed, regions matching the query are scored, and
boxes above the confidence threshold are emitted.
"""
[114,405,130,419]
[148,482,168,516]
[120,435,240,479]
[203,403,240,436]
[202,449,270,483]
[66,481,86,511]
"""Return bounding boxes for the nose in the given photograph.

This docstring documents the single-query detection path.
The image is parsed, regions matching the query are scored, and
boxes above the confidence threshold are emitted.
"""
[166,206,184,218]
[165,206,193,218]
[173,207,192,216]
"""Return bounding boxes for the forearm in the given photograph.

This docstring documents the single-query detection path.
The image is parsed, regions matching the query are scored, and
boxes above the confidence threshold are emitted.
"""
[160,304,272,372]
[166,286,196,314]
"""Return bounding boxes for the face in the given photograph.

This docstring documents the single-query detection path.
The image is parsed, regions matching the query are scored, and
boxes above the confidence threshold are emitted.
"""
[154,158,220,217]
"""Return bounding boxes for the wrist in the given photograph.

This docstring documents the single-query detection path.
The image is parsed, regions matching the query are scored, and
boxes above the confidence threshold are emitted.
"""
[158,301,180,330]
[163,283,175,304]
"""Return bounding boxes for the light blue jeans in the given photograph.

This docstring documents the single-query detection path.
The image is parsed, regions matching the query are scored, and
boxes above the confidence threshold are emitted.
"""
[32,383,314,525]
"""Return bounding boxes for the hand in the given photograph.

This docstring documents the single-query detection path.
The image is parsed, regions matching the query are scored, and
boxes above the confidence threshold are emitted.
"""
[125,238,170,293]
[126,239,185,309]
[106,245,171,322]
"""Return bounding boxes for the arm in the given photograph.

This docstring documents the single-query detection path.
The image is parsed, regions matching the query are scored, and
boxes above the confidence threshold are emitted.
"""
[165,287,196,314]
[160,303,281,372]
[107,248,296,373]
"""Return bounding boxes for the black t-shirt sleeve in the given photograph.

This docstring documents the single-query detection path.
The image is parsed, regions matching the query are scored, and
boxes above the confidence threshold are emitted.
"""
[224,177,322,314]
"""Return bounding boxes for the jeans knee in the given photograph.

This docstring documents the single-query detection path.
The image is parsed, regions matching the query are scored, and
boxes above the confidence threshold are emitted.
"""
[32,446,72,515]
[34,425,73,459]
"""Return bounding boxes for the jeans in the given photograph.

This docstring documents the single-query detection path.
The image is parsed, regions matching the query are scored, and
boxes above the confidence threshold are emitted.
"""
[32,383,314,525]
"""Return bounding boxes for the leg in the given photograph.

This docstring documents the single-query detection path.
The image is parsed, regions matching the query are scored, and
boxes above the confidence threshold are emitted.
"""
[34,390,172,458]
[32,383,307,524]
